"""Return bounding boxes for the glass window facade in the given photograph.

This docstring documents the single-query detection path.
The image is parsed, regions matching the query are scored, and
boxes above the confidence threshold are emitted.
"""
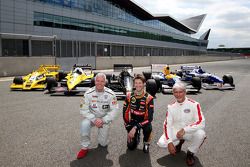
[0,0,208,57]
[1,38,205,57]
[32,40,53,56]
[37,1,182,34]
[34,12,206,47]
[2,39,29,57]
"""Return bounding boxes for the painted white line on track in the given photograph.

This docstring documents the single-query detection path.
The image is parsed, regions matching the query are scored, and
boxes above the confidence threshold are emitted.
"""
[0,77,13,82]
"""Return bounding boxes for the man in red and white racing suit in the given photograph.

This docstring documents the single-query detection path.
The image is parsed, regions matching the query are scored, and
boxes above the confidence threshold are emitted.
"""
[77,73,119,159]
[157,82,206,166]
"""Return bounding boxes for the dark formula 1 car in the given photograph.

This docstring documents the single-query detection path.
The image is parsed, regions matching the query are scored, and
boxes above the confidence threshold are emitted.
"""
[105,64,158,98]
[178,65,235,90]
[46,64,94,95]
[143,64,201,94]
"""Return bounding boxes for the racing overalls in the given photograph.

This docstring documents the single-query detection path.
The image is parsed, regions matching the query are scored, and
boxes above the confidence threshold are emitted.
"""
[157,97,206,153]
[123,91,154,149]
[80,86,119,148]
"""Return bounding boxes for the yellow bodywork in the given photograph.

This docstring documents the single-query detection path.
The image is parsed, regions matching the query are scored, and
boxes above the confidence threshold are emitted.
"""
[165,73,177,80]
[65,69,94,91]
[162,65,178,80]
[10,65,61,90]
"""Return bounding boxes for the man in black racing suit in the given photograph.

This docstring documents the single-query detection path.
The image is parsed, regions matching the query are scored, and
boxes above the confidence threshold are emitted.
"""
[123,74,154,153]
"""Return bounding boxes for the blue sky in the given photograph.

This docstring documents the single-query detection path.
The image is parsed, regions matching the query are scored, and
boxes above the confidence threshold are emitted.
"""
[134,0,250,48]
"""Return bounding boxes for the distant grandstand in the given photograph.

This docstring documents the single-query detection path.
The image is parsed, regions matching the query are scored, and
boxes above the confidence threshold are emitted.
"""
[208,48,250,56]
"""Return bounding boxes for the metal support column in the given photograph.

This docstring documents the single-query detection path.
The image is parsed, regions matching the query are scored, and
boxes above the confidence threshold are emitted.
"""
[123,44,125,56]
[53,35,57,64]
[79,41,81,57]
[109,43,112,57]
[28,36,32,57]
[53,35,56,57]
[0,34,2,57]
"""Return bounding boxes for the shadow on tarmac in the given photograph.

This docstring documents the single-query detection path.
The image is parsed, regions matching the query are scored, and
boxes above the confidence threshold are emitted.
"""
[157,151,203,167]
[70,145,113,167]
[119,149,152,167]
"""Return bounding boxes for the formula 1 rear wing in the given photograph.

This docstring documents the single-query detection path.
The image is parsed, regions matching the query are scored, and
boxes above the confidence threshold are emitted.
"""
[113,64,133,73]
[73,64,92,70]
[38,65,61,72]
[150,64,169,73]
[180,65,199,73]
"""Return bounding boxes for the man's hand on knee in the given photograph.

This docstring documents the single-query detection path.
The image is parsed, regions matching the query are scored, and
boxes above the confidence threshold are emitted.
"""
[128,127,136,138]
[176,128,185,139]
[168,142,176,155]
[94,118,104,128]
[127,134,132,143]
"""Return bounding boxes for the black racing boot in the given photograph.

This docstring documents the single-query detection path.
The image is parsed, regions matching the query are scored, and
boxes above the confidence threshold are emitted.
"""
[175,139,185,153]
[143,143,150,153]
[186,150,195,166]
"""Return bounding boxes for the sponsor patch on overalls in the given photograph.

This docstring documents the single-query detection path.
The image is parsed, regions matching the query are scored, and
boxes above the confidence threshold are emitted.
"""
[184,109,191,113]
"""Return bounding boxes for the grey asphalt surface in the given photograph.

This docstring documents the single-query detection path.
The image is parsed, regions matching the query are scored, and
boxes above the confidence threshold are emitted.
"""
[0,59,250,167]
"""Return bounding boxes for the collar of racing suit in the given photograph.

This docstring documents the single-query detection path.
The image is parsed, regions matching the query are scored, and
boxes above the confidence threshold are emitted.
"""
[134,90,145,99]
[95,86,105,93]
[176,97,187,105]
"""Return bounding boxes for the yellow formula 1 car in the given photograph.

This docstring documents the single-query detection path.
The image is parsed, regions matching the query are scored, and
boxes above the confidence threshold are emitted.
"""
[46,64,95,95]
[10,65,64,90]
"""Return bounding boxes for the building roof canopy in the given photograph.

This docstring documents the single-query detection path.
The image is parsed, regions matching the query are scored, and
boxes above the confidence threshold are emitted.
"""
[108,0,206,34]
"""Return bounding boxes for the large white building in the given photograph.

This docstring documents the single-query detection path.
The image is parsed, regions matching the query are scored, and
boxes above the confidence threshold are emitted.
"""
[0,0,211,72]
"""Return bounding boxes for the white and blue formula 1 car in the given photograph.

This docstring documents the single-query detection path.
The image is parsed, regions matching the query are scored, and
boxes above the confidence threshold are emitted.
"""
[143,64,202,94]
[177,65,235,90]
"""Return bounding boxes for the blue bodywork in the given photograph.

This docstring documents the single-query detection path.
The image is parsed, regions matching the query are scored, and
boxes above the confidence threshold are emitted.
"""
[181,66,223,84]
[158,72,181,86]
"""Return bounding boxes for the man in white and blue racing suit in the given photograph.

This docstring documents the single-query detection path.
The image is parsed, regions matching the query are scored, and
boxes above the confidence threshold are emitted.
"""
[77,73,119,159]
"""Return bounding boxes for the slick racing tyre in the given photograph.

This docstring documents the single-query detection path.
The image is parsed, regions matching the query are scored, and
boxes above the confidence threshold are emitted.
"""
[191,77,202,91]
[13,76,23,84]
[176,71,183,78]
[58,71,67,81]
[90,77,95,87]
[46,77,58,93]
[146,79,157,97]
[152,76,162,92]
[106,74,113,84]
[223,75,234,86]
[142,72,152,81]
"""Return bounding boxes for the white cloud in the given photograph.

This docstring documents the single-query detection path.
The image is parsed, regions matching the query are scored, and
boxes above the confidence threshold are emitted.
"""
[133,0,250,48]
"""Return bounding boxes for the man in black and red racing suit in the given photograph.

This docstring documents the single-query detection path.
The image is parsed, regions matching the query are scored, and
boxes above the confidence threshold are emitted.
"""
[123,74,154,153]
